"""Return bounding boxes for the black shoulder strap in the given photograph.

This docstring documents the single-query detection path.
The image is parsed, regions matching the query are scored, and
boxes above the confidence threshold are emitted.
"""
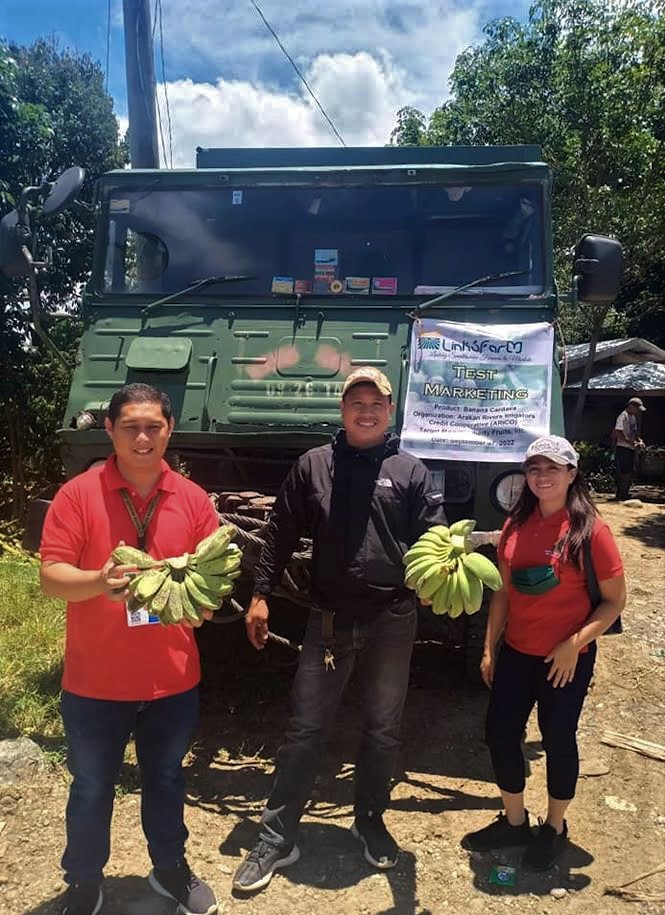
[583,536,623,634]
[582,537,602,609]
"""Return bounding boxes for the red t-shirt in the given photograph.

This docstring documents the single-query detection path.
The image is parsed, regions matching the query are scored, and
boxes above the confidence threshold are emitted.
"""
[498,507,624,657]
[40,456,219,701]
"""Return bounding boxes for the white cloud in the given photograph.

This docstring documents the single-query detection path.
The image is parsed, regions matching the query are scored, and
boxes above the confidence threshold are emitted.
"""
[163,51,415,166]
[149,0,480,164]
[162,0,478,112]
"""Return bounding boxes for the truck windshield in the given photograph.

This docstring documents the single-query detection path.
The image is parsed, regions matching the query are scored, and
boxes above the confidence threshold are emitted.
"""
[101,182,546,298]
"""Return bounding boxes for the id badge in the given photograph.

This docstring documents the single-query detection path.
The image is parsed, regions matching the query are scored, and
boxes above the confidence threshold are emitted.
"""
[126,603,160,627]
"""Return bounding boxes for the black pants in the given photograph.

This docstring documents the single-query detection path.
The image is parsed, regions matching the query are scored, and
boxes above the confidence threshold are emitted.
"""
[485,642,596,801]
[614,446,635,500]
[260,601,417,846]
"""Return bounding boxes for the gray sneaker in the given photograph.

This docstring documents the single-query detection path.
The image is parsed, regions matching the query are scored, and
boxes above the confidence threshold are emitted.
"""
[352,812,399,869]
[232,839,300,892]
[60,884,103,915]
[148,859,217,915]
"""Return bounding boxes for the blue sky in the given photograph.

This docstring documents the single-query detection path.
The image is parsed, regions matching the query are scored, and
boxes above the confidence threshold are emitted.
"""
[1,1,532,165]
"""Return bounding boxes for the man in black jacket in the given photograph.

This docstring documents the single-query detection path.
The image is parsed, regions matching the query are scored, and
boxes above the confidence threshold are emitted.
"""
[232,367,447,893]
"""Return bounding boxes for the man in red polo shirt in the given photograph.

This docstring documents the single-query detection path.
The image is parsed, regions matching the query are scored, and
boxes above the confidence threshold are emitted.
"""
[40,383,219,915]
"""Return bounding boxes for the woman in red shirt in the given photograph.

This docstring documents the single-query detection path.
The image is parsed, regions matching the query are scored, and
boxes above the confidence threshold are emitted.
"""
[461,435,626,870]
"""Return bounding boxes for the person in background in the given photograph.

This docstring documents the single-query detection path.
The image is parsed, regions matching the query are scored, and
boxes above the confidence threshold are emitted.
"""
[462,435,625,870]
[613,397,646,501]
[232,367,447,893]
[40,383,218,915]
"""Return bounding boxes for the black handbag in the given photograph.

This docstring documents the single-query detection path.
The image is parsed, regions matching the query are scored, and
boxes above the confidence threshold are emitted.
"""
[582,537,623,635]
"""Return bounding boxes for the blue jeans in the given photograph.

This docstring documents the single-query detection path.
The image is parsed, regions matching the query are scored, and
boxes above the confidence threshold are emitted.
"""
[60,686,199,885]
[261,601,417,846]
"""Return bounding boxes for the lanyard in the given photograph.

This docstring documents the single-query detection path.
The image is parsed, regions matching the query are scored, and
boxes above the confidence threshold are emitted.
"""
[119,489,162,551]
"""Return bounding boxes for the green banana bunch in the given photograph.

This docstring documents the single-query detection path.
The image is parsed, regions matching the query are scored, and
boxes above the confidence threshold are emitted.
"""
[111,545,161,569]
[130,567,169,604]
[122,524,243,625]
[192,526,236,564]
[459,550,503,592]
[403,519,502,618]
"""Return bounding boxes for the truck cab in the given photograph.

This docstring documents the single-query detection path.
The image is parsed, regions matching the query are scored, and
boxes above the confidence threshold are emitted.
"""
[61,145,564,530]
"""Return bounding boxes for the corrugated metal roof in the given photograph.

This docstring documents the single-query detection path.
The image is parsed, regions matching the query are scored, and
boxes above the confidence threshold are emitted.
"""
[566,361,665,391]
[563,337,665,369]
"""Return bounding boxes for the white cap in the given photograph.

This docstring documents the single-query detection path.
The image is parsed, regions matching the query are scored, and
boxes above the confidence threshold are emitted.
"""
[525,435,579,468]
[628,397,646,412]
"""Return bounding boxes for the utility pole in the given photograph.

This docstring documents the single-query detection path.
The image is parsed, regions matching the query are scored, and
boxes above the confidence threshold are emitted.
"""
[123,0,160,168]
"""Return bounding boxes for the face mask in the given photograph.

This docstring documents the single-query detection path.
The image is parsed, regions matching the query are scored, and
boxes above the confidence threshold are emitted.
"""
[511,564,560,595]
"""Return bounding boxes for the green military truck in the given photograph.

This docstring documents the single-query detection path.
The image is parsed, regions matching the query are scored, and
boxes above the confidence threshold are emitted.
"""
[2,145,621,666]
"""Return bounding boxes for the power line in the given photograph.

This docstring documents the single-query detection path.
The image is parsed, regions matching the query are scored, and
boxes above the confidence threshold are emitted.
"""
[156,0,174,168]
[105,0,111,90]
[248,0,346,147]
[150,0,168,166]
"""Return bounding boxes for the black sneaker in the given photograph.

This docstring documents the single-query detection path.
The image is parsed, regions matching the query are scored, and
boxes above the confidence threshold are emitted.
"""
[148,860,217,915]
[461,811,532,852]
[351,812,399,869]
[60,884,103,915]
[232,839,300,892]
[523,819,568,870]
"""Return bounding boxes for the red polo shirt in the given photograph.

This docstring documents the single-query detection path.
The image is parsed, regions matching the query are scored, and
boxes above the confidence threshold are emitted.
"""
[40,456,219,700]
[498,508,624,657]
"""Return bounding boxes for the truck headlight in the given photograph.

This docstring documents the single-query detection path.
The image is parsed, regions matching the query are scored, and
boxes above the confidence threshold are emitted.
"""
[490,471,525,514]
[75,410,97,430]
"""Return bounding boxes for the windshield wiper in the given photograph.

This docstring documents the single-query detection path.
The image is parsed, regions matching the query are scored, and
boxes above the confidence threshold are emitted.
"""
[142,275,255,314]
[413,270,530,317]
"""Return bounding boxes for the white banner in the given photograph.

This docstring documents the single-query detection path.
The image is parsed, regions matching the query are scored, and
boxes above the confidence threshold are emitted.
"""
[400,320,554,462]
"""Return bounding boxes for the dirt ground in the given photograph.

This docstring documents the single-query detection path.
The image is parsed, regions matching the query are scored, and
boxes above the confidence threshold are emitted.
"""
[1,496,664,915]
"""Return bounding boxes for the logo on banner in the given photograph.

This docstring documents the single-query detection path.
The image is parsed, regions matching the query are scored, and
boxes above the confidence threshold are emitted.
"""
[418,332,443,351]
[417,331,524,355]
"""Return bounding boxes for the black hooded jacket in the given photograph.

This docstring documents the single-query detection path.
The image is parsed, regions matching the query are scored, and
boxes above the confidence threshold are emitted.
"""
[253,431,447,620]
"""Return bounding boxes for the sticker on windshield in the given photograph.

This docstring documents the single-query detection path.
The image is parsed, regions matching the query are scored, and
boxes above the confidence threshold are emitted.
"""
[232,190,243,205]
[272,276,294,293]
[372,277,398,295]
[295,279,312,294]
[314,257,337,293]
[110,199,130,213]
[313,275,332,294]
[344,276,370,295]
[314,248,338,266]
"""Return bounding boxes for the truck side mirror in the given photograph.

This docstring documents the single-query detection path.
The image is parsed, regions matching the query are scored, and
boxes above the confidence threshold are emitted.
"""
[573,234,623,304]
[42,166,86,217]
[0,166,86,278]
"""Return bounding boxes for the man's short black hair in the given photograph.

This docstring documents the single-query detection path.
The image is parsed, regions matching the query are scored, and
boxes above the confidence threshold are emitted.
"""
[107,383,172,424]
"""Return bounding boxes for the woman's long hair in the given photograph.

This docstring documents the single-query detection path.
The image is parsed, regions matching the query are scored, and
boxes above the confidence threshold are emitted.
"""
[505,466,598,569]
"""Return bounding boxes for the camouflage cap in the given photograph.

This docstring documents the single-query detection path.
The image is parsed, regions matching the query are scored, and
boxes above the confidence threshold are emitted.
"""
[341,366,392,397]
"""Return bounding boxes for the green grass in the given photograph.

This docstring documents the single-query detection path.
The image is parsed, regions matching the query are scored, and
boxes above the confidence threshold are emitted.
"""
[0,556,66,743]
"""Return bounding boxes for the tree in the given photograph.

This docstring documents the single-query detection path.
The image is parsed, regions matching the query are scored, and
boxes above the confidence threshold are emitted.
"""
[390,107,427,146]
[0,39,127,521]
[391,0,665,433]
